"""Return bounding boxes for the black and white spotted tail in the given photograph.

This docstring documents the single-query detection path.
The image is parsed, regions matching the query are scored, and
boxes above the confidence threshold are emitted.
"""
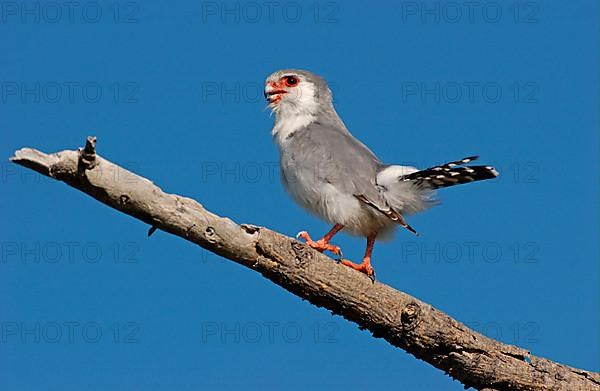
[400,156,499,189]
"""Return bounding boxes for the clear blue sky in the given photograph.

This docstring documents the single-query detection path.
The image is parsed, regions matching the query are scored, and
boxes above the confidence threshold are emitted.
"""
[1,1,598,389]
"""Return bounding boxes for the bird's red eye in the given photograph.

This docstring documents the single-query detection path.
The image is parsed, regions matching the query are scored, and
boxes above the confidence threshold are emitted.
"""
[283,76,299,87]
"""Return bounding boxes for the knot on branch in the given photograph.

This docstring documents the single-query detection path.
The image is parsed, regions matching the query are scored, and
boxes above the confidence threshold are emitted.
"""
[78,136,98,170]
[119,194,130,205]
[291,240,314,266]
[204,226,219,243]
[241,224,260,235]
[401,302,421,331]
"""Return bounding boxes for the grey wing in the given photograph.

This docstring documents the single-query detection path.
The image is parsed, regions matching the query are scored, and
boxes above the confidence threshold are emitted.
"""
[283,122,414,224]
[284,121,384,200]
[281,121,419,234]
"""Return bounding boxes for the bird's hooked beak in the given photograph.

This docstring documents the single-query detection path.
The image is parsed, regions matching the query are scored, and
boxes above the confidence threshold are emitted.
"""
[264,81,287,104]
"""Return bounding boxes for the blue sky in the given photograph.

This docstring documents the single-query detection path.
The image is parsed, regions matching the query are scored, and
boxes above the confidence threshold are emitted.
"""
[1,1,598,390]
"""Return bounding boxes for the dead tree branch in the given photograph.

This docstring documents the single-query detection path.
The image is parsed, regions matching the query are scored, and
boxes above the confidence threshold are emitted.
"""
[10,137,599,391]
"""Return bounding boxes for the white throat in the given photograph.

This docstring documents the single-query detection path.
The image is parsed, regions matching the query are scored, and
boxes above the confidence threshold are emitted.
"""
[272,110,317,146]
[269,81,330,146]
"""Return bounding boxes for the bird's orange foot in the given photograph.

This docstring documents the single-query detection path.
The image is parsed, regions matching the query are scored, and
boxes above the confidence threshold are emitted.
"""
[340,259,376,282]
[296,231,343,257]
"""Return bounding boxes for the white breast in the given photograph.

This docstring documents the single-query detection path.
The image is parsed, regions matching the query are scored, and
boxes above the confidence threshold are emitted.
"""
[280,154,394,237]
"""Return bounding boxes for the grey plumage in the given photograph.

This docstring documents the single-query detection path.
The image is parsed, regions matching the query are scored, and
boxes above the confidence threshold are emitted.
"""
[279,119,395,236]
[265,69,498,239]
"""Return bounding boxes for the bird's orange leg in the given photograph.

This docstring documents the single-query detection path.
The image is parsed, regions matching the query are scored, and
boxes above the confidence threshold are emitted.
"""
[341,235,376,280]
[297,224,344,257]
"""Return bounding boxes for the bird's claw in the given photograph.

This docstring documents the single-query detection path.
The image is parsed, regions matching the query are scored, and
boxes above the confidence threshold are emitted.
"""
[368,271,376,284]
[325,244,343,257]
[296,230,343,257]
[340,259,376,282]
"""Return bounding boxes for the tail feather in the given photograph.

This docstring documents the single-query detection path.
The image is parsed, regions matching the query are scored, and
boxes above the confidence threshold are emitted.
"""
[375,156,498,220]
[400,157,498,189]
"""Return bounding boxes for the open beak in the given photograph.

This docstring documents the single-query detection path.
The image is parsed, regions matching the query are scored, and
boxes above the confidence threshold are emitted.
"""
[264,82,287,103]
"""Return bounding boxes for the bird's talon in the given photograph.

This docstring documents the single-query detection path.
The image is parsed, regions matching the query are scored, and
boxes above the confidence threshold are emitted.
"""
[340,259,376,280]
[295,230,343,256]
[368,272,376,283]
[326,244,343,257]
[296,231,308,240]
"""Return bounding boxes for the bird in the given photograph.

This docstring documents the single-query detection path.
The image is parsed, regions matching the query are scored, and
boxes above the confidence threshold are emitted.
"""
[264,69,498,280]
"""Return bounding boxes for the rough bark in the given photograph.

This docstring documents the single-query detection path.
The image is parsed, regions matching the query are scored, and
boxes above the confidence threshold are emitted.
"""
[9,137,599,391]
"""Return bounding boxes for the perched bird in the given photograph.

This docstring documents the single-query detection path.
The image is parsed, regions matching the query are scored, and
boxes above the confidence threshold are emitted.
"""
[264,69,498,280]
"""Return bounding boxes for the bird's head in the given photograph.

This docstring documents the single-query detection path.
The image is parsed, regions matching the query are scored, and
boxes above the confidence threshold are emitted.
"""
[264,69,332,116]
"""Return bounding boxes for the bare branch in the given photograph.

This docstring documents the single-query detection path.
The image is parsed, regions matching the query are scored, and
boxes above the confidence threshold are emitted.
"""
[10,139,599,391]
